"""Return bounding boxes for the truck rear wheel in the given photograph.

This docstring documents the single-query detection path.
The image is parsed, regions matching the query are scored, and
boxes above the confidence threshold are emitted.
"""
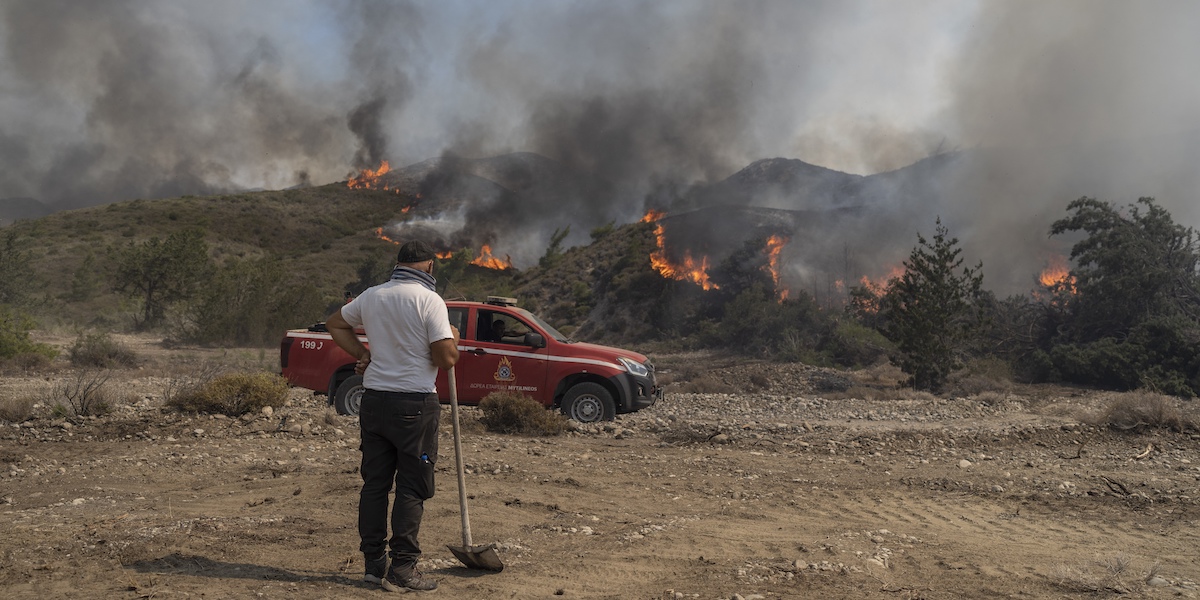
[334,375,364,416]
[561,382,615,423]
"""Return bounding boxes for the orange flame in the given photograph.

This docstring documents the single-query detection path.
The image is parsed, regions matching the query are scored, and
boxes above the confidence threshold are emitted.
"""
[374,227,400,245]
[644,210,718,290]
[641,209,666,223]
[348,161,392,190]
[471,245,513,270]
[764,235,789,300]
[859,265,906,296]
[848,265,907,314]
[436,251,453,259]
[1039,255,1077,293]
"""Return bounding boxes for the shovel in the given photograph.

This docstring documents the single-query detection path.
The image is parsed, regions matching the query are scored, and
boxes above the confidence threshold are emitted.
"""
[445,366,504,571]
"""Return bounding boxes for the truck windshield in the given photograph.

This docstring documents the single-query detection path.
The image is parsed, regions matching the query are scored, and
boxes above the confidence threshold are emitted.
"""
[516,308,572,343]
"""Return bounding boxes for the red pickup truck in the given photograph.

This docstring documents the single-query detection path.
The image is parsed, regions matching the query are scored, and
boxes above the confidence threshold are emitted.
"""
[279,296,661,423]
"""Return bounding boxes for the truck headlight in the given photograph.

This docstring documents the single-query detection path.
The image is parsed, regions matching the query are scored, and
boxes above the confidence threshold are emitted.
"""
[618,357,649,377]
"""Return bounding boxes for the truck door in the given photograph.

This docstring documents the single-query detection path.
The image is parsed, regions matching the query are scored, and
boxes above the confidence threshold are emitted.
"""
[450,308,550,405]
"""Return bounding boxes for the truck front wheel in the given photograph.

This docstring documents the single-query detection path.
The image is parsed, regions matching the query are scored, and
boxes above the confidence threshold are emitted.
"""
[561,382,615,423]
[334,375,364,416]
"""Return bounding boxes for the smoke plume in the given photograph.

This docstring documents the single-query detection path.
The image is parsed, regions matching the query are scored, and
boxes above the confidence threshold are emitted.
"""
[2,1,1198,295]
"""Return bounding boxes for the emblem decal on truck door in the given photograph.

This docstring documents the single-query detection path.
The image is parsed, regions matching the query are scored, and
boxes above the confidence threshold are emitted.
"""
[494,356,516,382]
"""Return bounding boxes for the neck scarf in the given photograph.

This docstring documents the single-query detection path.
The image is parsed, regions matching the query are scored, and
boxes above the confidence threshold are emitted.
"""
[390,265,437,292]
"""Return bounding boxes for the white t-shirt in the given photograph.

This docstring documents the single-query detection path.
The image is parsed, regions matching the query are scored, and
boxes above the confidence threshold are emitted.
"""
[340,280,453,393]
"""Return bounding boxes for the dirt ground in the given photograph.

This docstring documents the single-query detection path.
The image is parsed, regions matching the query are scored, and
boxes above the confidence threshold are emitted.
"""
[2,335,1199,599]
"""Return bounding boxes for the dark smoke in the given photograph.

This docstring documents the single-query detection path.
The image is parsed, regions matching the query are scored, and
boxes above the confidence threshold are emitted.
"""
[0,0,421,209]
[941,0,1200,293]
[348,97,390,171]
[3,1,1198,298]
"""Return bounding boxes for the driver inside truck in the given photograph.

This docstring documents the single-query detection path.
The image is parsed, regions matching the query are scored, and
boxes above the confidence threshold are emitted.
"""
[489,319,509,342]
[476,313,507,343]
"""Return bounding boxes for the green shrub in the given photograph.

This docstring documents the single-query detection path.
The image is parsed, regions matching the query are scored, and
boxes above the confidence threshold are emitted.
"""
[0,351,54,375]
[478,391,566,436]
[181,256,325,346]
[167,371,289,416]
[69,332,138,368]
[0,306,57,360]
[823,320,893,367]
[710,285,828,361]
[590,221,615,240]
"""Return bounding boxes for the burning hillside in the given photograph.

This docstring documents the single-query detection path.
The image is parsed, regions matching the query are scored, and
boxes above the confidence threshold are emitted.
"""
[344,151,1083,328]
[345,152,957,311]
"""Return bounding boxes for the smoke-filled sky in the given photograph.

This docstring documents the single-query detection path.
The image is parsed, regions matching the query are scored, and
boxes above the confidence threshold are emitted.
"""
[3,0,1199,293]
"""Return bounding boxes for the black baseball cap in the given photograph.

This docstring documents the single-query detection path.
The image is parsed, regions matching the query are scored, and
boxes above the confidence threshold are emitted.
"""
[396,240,436,263]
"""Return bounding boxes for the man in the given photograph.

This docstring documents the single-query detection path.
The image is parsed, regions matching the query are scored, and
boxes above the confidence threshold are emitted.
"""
[326,240,459,593]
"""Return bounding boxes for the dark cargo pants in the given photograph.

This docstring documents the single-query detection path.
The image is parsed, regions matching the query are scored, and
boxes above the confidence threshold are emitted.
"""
[358,390,440,571]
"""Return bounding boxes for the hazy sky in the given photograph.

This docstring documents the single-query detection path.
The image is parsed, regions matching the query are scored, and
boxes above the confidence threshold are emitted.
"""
[0,0,974,203]
[3,0,1199,293]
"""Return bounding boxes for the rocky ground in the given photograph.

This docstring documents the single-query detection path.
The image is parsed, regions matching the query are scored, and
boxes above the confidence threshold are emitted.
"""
[2,339,1200,599]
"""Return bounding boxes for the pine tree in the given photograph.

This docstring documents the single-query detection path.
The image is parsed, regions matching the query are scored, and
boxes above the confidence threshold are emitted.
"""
[881,219,984,391]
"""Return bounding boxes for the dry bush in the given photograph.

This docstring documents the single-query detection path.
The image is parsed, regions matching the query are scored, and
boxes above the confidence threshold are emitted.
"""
[52,369,118,416]
[748,372,772,391]
[678,375,737,394]
[0,352,55,375]
[1051,554,1149,594]
[972,391,1010,407]
[948,357,1014,396]
[0,394,35,423]
[323,407,340,426]
[658,423,724,445]
[889,387,939,402]
[68,332,138,369]
[478,391,566,436]
[1084,391,1196,433]
[162,362,226,407]
[855,362,908,386]
[166,371,289,416]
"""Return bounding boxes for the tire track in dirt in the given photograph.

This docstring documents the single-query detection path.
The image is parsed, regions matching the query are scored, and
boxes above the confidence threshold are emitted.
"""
[795,487,1198,586]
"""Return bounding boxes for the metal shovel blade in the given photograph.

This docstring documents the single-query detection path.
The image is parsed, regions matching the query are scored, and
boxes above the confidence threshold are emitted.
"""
[447,542,504,572]
[446,366,504,572]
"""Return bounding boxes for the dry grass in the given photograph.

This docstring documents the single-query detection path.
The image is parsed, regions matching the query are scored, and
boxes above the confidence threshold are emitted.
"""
[890,387,939,402]
[166,371,290,416]
[1051,554,1155,594]
[161,362,228,407]
[1082,391,1197,433]
[0,393,35,423]
[0,352,56,376]
[478,392,566,436]
[854,362,908,387]
[826,385,884,401]
[971,390,1011,407]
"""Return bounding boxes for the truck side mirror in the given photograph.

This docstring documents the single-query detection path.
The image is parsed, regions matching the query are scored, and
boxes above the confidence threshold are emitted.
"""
[524,332,546,349]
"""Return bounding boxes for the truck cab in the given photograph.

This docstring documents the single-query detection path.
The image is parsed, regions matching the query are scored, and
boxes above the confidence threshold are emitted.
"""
[280,296,661,423]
